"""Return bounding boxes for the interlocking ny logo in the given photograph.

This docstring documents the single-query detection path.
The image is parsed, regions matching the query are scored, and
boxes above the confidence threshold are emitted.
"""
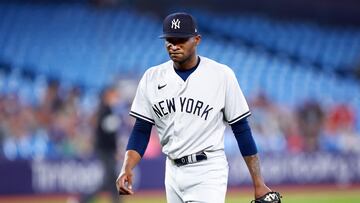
[171,18,180,29]
[264,193,278,201]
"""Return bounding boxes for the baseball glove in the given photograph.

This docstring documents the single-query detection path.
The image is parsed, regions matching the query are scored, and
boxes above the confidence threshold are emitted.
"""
[251,191,282,203]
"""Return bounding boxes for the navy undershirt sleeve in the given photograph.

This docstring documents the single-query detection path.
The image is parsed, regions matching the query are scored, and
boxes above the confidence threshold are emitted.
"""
[126,118,153,157]
[230,118,258,156]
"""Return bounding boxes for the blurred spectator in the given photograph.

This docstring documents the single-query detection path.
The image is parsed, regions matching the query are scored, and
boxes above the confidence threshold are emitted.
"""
[81,86,122,203]
[2,94,49,160]
[1,72,360,163]
[322,103,360,153]
[297,100,325,152]
[278,107,304,153]
[326,103,355,134]
[0,79,94,160]
[249,92,287,153]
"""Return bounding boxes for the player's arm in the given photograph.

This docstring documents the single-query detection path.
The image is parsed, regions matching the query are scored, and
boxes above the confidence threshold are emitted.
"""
[116,118,153,195]
[117,150,141,195]
[230,118,271,198]
[243,154,271,198]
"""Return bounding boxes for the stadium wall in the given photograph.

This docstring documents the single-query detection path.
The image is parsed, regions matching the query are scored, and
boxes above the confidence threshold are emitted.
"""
[1,152,359,195]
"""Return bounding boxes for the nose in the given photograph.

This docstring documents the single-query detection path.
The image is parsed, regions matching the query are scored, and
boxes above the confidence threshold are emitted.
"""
[167,43,179,51]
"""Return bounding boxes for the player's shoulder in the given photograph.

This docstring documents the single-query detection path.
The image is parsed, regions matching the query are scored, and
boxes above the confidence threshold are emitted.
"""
[148,60,172,72]
[200,56,235,76]
[141,60,172,79]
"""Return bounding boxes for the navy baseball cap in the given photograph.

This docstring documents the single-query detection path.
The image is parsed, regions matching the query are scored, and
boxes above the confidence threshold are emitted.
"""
[159,12,199,38]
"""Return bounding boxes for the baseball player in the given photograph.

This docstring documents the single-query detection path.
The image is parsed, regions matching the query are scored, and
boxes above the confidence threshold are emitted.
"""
[116,12,281,203]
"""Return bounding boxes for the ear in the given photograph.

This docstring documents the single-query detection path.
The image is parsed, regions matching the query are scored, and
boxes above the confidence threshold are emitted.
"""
[195,35,201,46]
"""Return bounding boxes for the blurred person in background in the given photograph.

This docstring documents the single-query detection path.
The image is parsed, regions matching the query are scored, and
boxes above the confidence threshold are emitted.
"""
[249,92,303,153]
[81,85,122,203]
[297,100,324,152]
[1,94,46,160]
[326,103,355,134]
[322,103,360,153]
[249,92,287,153]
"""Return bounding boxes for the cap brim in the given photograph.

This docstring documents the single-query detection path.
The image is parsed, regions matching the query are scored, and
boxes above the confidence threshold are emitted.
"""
[159,33,197,39]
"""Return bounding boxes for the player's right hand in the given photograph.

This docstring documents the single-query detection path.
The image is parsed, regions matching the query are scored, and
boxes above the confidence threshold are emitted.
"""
[116,169,134,195]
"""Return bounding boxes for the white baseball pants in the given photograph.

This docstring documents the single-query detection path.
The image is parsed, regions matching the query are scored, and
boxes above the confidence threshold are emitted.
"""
[165,150,229,203]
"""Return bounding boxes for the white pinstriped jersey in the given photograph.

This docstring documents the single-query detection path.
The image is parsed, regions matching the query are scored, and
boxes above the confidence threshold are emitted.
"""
[130,56,250,159]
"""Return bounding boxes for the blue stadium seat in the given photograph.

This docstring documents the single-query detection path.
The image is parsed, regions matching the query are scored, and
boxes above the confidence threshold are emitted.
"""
[0,3,359,123]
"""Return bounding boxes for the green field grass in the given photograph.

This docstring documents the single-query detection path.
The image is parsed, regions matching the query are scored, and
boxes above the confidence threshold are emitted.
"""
[121,189,360,203]
[1,186,359,203]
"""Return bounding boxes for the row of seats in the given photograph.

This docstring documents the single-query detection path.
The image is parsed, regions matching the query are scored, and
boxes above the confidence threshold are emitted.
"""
[193,10,360,70]
[198,37,360,109]
[0,3,167,89]
[0,3,359,114]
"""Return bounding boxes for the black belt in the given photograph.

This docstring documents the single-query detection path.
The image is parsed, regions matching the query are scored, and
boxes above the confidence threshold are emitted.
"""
[173,151,207,167]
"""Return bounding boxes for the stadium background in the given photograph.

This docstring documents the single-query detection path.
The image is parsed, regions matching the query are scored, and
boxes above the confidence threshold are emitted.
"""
[0,0,360,202]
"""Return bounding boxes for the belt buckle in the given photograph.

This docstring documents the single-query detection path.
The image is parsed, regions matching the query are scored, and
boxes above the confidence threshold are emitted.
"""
[196,151,207,162]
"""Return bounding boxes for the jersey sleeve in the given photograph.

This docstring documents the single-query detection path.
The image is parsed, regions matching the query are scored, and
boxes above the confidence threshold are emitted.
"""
[223,68,251,125]
[129,72,155,124]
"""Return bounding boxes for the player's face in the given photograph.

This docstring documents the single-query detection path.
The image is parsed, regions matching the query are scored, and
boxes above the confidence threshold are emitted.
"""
[165,35,201,64]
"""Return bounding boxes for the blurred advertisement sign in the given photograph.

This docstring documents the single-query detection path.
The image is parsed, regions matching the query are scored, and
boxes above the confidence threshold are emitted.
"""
[0,152,359,194]
[31,160,103,194]
[228,152,360,186]
[0,159,104,195]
